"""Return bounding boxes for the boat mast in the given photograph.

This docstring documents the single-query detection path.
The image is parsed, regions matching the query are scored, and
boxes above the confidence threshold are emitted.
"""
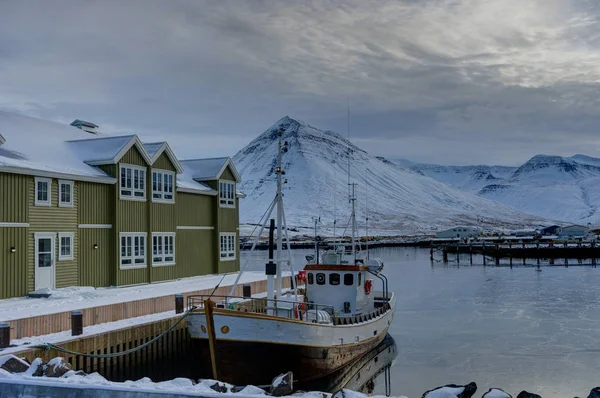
[347,98,357,263]
[276,129,284,298]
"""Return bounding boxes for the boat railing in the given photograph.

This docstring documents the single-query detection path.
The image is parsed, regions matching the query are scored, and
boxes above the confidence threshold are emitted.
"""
[186,294,337,323]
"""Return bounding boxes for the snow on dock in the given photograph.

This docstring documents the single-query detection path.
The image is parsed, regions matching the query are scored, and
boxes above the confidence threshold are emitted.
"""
[0,272,293,340]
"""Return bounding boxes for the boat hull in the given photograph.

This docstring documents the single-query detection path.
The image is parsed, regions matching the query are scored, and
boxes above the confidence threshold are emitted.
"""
[191,332,387,386]
[186,294,395,386]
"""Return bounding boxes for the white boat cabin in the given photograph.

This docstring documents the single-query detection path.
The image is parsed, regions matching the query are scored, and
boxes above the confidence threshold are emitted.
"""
[304,263,374,316]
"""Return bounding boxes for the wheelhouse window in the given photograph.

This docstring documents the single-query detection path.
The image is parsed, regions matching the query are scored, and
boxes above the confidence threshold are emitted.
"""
[152,170,174,203]
[58,232,74,261]
[307,273,314,285]
[59,180,74,207]
[35,177,51,206]
[219,180,235,208]
[316,273,326,285]
[329,273,340,285]
[220,233,237,261]
[152,233,175,266]
[120,233,146,268]
[120,164,146,200]
[344,273,354,286]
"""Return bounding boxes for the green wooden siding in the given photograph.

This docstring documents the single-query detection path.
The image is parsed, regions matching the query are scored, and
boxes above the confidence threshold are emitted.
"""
[151,203,175,232]
[151,264,179,282]
[220,167,236,182]
[121,146,146,167]
[175,193,214,226]
[153,152,177,172]
[28,178,79,291]
[98,164,116,178]
[79,228,113,287]
[114,145,151,286]
[0,172,29,223]
[79,182,114,225]
[176,230,214,277]
[0,227,28,298]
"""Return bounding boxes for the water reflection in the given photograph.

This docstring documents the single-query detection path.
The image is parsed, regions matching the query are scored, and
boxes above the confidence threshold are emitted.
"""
[298,334,397,395]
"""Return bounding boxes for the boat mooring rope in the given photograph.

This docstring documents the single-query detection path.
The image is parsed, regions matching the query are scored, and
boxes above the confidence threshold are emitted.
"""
[34,306,197,359]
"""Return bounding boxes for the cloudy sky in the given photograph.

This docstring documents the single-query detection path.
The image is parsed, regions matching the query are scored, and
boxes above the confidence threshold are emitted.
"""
[2,0,600,165]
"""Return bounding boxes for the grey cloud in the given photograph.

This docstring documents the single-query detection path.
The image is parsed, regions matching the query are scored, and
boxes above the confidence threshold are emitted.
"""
[1,0,600,165]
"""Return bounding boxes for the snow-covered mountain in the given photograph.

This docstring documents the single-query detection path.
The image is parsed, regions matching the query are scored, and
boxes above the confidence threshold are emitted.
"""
[390,154,600,225]
[233,116,544,234]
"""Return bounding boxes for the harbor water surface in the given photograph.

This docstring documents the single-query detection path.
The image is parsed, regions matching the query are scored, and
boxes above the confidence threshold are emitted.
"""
[242,246,600,397]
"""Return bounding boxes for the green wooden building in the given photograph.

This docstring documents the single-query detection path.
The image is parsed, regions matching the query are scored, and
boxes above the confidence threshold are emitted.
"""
[0,113,243,299]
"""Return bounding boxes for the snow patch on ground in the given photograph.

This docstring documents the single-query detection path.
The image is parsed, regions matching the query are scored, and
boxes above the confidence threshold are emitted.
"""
[0,271,279,322]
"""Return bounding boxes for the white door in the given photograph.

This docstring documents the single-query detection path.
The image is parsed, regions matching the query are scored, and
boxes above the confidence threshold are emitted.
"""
[35,233,56,290]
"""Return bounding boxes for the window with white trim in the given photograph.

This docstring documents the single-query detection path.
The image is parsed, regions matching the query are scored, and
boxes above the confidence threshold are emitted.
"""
[152,170,174,202]
[120,233,147,268]
[152,233,175,265]
[58,232,74,261]
[120,164,146,199]
[220,233,237,261]
[219,180,235,208]
[35,177,51,206]
[59,180,74,207]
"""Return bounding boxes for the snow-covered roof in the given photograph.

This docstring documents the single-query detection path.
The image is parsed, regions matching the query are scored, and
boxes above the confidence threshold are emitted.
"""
[142,141,184,174]
[0,111,228,193]
[66,135,152,166]
[179,157,241,183]
[0,111,116,182]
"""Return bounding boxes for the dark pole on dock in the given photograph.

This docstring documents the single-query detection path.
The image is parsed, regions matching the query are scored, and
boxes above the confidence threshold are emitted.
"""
[175,294,184,314]
[204,299,220,380]
[71,311,83,336]
[0,323,9,348]
[430,247,434,261]
[442,245,448,263]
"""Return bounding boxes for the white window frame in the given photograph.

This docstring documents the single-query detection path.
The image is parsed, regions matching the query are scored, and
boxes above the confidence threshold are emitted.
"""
[119,164,146,201]
[58,180,74,208]
[219,233,237,261]
[119,232,147,269]
[58,232,74,261]
[219,180,236,208]
[34,177,52,206]
[151,169,175,203]
[152,232,175,266]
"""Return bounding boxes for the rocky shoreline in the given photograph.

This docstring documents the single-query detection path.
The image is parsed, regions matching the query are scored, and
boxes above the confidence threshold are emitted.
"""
[1,356,599,398]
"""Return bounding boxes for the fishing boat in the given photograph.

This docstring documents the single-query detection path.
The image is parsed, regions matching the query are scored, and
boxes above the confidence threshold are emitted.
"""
[186,126,395,387]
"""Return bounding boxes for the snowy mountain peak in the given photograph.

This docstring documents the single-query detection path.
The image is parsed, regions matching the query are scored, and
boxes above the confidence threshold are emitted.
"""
[234,117,542,233]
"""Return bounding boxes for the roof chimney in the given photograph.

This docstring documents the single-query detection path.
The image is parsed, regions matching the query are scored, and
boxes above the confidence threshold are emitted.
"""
[70,119,99,134]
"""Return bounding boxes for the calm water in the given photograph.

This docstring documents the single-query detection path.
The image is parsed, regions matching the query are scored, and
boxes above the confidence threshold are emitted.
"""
[241,247,600,397]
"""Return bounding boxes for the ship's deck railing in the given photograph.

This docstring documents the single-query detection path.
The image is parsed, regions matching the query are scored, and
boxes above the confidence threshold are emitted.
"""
[186,295,337,323]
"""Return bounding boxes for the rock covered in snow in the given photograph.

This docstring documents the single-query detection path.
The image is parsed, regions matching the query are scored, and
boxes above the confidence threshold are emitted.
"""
[24,358,44,377]
[588,387,600,398]
[0,355,29,373]
[43,357,72,377]
[422,383,477,398]
[482,388,512,398]
[516,391,542,398]
[271,371,294,397]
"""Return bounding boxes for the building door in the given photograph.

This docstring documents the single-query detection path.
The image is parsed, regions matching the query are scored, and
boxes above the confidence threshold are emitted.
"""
[35,233,56,290]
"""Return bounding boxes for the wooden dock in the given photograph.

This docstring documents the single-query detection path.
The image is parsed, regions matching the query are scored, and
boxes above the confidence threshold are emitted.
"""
[434,242,600,263]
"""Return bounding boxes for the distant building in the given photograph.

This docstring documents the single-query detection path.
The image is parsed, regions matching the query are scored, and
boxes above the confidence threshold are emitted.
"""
[435,227,480,239]
[539,225,561,236]
[70,119,99,134]
[558,225,590,239]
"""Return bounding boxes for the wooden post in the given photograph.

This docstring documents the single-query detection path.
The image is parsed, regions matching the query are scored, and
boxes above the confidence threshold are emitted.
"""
[243,284,251,298]
[0,323,9,348]
[71,311,83,336]
[175,294,184,314]
[204,299,220,380]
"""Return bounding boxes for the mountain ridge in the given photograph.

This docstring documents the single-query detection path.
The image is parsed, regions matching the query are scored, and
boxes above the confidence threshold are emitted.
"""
[233,116,546,234]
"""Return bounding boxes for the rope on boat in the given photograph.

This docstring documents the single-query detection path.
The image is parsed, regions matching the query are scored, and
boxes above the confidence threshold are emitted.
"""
[34,306,197,359]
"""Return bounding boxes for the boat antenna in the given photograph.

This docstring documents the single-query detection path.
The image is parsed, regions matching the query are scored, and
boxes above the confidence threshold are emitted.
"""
[365,167,369,260]
[347,98,358,262]
[275,128,284,298]
[333,161,337,247]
